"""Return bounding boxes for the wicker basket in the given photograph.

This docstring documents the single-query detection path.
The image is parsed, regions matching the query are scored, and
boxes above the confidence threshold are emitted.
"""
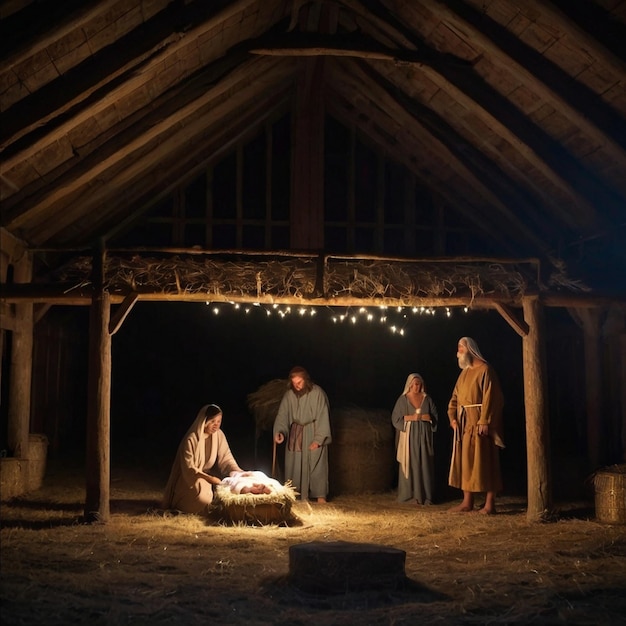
[593,464,626,524]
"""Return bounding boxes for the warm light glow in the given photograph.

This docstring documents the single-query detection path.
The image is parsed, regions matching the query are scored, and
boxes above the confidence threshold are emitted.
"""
[203,301,470,338]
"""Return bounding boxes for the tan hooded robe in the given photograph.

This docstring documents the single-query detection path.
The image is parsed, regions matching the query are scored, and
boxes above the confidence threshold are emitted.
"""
[162,405,241,513]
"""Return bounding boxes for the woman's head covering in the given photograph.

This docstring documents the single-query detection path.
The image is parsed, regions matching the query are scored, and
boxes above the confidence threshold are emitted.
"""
[161,404,222,509]
[402,373,425,395]
[181,404,223,441]
[204,404,222,420]
[459,336,487,362]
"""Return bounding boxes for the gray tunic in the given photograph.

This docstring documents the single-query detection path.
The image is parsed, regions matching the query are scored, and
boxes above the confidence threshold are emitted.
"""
[273,384,331,499]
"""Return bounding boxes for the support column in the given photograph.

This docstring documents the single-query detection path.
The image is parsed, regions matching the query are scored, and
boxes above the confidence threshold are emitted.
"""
[522,296,552,520]
[7,252,33,458]
[570,308,604,470]
[290,56,325,250]
[84,241,111,523]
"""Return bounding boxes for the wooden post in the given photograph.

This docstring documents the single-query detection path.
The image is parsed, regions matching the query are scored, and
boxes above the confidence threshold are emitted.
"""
[84,240,111,523]
[290,56,325,250]
[617,332,626,463]
[602,304,625,463]
[522,296,552,521]
[7,252,33,459]
[570,307,604,470]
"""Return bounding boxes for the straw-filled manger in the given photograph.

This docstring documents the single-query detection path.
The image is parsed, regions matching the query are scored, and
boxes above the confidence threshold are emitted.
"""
[210,481,299,526]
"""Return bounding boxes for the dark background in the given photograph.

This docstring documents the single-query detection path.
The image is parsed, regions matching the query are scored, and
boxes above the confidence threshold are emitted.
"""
[109,302,529,496]
[11,301,593,501]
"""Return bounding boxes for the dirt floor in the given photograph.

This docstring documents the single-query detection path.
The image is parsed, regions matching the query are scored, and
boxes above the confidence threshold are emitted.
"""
[1,458,626,626]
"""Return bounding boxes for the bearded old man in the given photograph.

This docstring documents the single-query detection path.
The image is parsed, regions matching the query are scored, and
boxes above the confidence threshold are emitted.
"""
[447,337,505,515]
[273,366,332,503]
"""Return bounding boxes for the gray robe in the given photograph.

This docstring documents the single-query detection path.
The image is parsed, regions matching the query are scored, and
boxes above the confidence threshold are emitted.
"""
[273,384,331,499]
[391,394,438,504]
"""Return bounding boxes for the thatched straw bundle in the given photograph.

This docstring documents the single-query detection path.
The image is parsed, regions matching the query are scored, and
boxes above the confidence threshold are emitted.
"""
[247,379,288,433]
[593,464,626,524]
[329,406,395,495]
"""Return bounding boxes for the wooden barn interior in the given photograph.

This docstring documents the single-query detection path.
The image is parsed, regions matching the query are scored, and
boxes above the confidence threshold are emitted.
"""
[1,0,625,523]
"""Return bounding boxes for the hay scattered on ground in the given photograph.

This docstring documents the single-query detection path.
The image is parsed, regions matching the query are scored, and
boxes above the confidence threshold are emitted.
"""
[1,460,626,625]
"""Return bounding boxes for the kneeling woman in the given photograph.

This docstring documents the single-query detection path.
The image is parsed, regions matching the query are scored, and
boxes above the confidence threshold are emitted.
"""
[162,404,243,514]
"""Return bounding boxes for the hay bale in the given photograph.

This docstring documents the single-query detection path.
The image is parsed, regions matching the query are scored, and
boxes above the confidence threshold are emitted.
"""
[329,406,395,495]
[289,541,406,593]
[594,464,626,524]
[247,379,288,433]
[27,434,49,491]
[0,457,26,501]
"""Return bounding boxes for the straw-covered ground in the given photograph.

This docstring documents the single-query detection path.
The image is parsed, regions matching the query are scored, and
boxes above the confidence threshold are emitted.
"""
[1,459,626,626]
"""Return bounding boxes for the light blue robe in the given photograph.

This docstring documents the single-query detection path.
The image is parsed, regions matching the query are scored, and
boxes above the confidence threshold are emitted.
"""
[391,394,438,504]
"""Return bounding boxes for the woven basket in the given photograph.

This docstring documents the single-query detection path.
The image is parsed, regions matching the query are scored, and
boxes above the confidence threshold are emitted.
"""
[593,464,626,524]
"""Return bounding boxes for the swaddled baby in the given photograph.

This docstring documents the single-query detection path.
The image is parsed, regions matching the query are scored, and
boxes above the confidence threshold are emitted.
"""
[221,470,283,495]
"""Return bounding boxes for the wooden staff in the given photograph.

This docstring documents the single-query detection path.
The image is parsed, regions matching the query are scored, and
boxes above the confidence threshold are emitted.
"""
[272,439,277,478]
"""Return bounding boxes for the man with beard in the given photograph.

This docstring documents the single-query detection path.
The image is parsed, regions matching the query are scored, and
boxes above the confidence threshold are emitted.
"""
[273,366,332,503]
[447,337,505,514]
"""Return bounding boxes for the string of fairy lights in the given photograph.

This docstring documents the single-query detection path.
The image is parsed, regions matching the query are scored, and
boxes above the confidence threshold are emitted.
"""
[205,301,470,337]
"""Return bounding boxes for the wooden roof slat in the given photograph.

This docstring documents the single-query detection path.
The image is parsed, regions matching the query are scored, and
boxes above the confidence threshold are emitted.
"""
[410,1,626,221]
[20,61,295,244]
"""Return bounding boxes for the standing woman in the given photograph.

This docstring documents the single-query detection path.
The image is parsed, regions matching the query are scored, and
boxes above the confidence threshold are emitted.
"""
[392,373,439,505]
[162,404,243,514]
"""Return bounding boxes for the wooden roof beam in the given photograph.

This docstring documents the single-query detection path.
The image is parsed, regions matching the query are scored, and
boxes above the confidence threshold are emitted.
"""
[1,283,623,309]
[343,0,616,231]
[419,0,626,222]
[3,56,291,236]
[329,59,554,254]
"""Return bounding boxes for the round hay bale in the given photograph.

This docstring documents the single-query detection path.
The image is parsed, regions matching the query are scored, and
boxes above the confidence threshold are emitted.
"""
[329,406,395,495]
[594,464,626,524]
[247,379,288,433]
[289,541,406,593]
